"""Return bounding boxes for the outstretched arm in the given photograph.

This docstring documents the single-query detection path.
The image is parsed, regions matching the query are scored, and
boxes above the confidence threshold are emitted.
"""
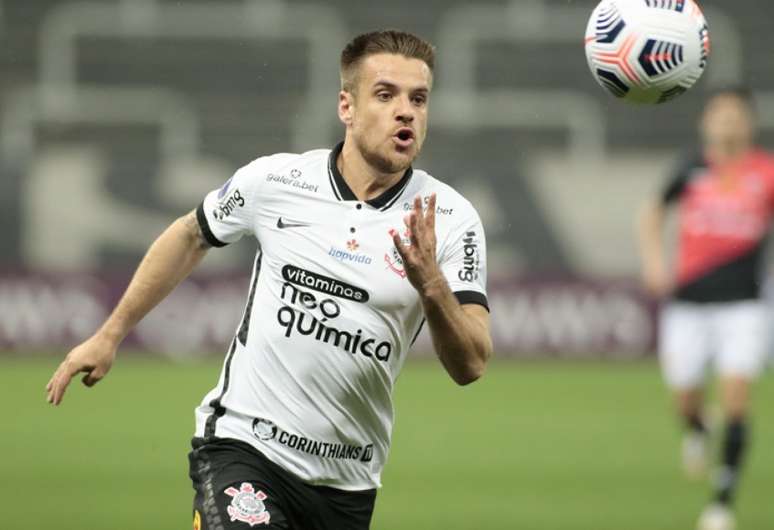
[392,194,493,385]
[46,210,211,405]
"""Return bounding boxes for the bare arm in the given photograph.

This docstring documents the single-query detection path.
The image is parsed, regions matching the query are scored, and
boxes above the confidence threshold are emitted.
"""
[393,194,493,385]
[46,210,211,405]
[421,281,492,385]
[636,199,671,297]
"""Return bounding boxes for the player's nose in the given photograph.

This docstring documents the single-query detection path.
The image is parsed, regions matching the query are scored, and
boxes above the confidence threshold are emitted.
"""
[394,95,415,123]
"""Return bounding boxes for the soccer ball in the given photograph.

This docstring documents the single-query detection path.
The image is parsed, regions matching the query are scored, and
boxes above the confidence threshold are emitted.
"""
[584,0,710,104]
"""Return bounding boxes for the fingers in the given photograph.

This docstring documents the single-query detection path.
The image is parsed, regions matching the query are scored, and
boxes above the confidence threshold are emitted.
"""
[408,194,437,236]
[47,361,78,405]
[426,193,436,232]
[47,357,102,405]
[391,231,408,262]
[82,366,105,387]
[413,195,423,216]
[397,194,440,252]
[406,214,420,247]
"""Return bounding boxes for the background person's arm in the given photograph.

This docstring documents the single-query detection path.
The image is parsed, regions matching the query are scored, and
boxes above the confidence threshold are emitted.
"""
[637,199,672,297]
[46,210,211,405]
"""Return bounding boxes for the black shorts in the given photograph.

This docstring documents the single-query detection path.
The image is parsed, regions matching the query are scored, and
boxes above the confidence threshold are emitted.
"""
[188,437,377,530]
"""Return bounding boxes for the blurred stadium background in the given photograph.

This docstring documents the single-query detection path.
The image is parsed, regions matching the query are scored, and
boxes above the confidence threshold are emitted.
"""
[1,0,772,528]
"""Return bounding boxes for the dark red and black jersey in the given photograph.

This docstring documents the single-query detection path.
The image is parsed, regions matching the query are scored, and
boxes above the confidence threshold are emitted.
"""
[662,149,774,303]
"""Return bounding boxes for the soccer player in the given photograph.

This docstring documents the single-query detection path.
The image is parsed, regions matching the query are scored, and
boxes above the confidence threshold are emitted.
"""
[46,30,492,530]
[637,86,773,530]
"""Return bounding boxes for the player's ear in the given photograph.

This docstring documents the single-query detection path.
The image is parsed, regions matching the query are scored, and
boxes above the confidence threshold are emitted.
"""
[338,90,354,126]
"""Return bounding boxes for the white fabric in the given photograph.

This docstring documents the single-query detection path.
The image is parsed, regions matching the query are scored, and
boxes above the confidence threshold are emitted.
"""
[659,301,769,389]
[193,147,487,490]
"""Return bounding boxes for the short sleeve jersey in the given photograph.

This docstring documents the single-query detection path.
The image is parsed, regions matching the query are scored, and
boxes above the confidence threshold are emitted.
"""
[193,143,488,490]
[661,148,774,302]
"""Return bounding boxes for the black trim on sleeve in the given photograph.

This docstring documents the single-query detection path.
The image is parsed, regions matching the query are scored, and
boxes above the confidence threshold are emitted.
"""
[196,202,228,248]
[454,290,489,312]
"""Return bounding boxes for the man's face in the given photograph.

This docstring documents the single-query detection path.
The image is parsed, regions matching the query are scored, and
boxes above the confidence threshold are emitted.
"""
[339,53,431,175]
[701,94,755,149]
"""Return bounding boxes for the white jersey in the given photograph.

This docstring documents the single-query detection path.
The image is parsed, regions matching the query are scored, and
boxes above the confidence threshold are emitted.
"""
[193,143,488,490]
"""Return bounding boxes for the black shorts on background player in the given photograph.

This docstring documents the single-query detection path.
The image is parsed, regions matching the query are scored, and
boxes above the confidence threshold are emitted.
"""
[189,438,376,530]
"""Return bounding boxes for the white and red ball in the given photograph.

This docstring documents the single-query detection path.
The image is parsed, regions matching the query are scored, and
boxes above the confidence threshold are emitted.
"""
[585,0,710,104]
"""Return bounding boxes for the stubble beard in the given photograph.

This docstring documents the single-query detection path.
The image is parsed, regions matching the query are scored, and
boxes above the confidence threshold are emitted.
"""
[355,135,417,175]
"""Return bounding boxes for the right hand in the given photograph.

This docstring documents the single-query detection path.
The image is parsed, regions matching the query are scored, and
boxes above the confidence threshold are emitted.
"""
[46,333,117,405]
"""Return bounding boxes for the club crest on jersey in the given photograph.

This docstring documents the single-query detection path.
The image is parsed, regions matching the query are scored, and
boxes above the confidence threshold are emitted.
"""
[385,228,410,278]
[224,483,271,526]
[252,417,278,441]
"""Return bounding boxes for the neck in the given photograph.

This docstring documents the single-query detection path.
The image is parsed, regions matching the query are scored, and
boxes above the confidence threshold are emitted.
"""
[706,140,753,166]
[338,140,406,201]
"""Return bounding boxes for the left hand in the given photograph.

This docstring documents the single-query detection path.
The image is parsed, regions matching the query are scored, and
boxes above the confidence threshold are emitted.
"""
[391,194,444,293]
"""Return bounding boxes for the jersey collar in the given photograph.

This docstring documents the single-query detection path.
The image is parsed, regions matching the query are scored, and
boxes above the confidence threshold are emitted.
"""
[327,141,413,210]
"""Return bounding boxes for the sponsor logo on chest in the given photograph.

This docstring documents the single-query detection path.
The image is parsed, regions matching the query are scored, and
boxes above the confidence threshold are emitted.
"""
[265,169,319,193]
[329,239,373,265]
[276,274,392,363]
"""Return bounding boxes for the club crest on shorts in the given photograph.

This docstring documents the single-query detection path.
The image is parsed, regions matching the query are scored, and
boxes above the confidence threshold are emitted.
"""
[224,483,271,526]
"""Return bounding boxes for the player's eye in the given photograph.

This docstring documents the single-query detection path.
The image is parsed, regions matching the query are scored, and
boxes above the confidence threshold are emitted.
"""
[412,95,427,106]
[376,92,392,102]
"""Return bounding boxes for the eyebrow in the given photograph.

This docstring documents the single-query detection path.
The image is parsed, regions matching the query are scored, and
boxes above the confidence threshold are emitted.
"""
[373,80,429,92]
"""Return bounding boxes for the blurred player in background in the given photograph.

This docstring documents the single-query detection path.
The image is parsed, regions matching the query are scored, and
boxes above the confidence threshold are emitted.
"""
[46,29,492,530]
[638,86,774,530]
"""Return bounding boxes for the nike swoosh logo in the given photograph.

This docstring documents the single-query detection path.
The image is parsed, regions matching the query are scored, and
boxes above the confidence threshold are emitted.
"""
[277,217,311,229]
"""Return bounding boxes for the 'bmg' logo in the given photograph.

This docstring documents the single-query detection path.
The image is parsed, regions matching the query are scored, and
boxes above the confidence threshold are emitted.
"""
[458,231,480,282]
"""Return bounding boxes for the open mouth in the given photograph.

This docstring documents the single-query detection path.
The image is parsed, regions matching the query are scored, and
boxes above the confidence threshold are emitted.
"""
[394,128,415,147]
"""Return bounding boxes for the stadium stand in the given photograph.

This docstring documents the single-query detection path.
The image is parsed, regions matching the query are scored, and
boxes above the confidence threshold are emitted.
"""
[1,0,773,356]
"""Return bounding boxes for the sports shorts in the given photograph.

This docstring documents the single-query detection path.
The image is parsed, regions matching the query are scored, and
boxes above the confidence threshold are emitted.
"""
[659,300,770,389]
[188,437,376,530]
